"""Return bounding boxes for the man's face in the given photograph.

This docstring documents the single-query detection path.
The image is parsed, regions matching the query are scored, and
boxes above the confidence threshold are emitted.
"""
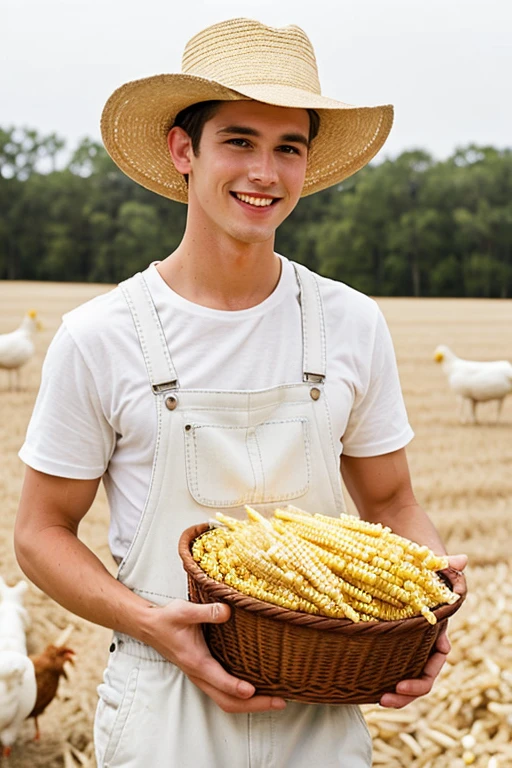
[183,101,310,245]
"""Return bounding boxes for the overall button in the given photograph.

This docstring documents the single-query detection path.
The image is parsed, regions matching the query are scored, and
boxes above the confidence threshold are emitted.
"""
[165,395,178,410]
[310,387,321,401]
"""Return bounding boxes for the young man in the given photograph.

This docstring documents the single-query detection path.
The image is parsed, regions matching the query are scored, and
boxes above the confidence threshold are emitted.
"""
[15,18,466,768]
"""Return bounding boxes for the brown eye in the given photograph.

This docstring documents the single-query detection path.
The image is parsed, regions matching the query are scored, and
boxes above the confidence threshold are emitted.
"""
[228,138,250,147]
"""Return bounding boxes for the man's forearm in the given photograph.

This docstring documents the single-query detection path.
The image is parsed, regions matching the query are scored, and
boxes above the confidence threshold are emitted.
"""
[341,450,449,556]
[15,525,156,643]
[362,502,447,556]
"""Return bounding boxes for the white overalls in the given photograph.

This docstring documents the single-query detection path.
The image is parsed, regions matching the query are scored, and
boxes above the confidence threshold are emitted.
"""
[94,263,373,768]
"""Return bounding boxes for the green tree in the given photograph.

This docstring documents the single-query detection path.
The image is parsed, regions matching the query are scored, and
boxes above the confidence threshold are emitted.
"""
[1,127,511,295]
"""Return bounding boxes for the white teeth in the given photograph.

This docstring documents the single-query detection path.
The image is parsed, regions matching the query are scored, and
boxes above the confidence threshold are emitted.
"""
[235,193,274,207]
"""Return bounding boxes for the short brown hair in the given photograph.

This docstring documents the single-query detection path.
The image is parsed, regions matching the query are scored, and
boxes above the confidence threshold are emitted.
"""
[172,100,320,156]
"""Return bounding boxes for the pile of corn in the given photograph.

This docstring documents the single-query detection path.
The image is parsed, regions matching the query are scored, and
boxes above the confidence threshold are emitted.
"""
[362,562,512,768]
[192,505,459,624]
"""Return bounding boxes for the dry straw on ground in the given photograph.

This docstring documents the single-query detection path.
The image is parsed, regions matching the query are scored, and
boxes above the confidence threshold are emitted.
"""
[0,282,511,767]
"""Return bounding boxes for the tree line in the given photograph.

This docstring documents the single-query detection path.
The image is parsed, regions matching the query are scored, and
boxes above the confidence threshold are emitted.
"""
[1,126,511,297]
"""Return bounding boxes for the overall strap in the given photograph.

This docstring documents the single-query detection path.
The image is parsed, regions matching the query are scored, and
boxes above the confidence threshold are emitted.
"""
[292,263,327,384]
[120,272,179,392]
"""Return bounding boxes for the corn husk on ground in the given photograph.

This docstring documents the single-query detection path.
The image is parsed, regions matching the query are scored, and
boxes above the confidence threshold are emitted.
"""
[362,562,512,767]
[192,505,459,624]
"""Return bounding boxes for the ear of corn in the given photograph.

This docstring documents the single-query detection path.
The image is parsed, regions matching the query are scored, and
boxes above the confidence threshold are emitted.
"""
[191,505,460,624]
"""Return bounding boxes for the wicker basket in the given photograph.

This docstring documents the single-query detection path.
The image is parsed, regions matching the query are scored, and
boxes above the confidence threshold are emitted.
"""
[178,523,467,705]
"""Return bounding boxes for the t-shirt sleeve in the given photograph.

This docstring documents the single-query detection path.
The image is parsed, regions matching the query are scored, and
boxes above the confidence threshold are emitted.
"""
[18,325,116,479]
[341,307,414,457]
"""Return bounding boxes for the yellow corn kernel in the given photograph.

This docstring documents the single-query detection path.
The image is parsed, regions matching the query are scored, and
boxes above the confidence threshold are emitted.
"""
[270,521,362,606]
[348,598,417,622]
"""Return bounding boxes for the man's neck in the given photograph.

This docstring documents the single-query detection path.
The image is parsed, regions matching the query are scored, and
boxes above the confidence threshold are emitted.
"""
[157,230,282,311]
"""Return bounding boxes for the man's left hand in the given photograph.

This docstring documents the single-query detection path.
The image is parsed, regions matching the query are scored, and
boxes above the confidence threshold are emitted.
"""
[379,553,468,709]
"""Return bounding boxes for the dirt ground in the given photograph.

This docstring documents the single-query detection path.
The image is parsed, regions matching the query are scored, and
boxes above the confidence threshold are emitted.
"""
[1,282,511,767]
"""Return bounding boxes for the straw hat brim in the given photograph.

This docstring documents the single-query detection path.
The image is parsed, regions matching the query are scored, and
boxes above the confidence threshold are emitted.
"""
[101,73,393,204]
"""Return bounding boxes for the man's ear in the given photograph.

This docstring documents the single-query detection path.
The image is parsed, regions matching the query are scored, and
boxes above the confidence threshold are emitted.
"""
[167,127,193,174]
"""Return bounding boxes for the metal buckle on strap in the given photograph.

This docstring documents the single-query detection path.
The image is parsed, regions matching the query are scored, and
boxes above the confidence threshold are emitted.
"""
[152,380,178,394]
[303,372,325,384]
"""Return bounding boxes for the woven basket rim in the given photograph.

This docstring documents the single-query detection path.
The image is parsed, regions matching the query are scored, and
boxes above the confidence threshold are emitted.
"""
[178,523,467,634]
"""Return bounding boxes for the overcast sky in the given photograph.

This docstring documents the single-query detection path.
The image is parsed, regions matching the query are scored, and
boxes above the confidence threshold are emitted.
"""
[3,0,510,162]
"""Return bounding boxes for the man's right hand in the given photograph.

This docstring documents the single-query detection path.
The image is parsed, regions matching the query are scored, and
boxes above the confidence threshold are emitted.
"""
[143,598,287,713]
[15,470,285,713]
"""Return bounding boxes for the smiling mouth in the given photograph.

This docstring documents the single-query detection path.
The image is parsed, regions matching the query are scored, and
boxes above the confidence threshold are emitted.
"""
[231,192,278,207]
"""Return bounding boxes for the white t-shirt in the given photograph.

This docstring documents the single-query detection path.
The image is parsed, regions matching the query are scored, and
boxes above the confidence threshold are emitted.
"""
[19,256,413,562]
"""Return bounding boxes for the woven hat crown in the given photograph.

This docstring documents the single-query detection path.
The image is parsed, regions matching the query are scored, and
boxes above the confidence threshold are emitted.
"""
[182,18,321,94]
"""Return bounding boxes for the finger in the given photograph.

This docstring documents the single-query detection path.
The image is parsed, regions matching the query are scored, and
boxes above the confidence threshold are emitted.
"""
[386,645,449,706]
[380,691,418,709]
[447,554,468,572]
[183,653,257,700]
[394,652,448,699]
[175,601,231,625]
[435,628,451,655]
[410,653,446,696]
[380,622,453,709]
[188,673,287,713]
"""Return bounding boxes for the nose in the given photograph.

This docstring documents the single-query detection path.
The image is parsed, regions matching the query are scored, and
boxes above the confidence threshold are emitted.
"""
[247,150,279,187]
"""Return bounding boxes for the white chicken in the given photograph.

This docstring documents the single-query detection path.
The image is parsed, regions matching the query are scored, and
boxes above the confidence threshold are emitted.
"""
[0,577,37,758]
[0,310,41,391]
[0,578,31,655]
[434,344,512,424]
[0,652,37,758]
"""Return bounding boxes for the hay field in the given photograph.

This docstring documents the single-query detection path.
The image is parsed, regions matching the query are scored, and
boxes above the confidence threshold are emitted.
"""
[1,282,511,767]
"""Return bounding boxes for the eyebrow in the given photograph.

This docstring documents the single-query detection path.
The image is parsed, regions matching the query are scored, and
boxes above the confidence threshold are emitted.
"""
[217,125,309,147]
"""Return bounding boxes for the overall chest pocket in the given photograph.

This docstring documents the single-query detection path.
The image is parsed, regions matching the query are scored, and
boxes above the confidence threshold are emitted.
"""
[184,417,311,507]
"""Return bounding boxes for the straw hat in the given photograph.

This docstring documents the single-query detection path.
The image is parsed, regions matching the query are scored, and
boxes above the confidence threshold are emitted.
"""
[101,18,394,204]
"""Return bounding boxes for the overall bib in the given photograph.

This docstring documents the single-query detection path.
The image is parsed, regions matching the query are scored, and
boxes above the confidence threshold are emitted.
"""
[94,263,372,768]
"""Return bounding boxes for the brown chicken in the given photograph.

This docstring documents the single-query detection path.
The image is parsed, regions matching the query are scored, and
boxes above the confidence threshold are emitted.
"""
[27,645,75,739]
